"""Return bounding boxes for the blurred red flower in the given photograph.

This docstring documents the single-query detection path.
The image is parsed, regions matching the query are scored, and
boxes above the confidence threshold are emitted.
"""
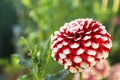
[112,16,120,25]
[109,63,120,80]
[73,60,110,80]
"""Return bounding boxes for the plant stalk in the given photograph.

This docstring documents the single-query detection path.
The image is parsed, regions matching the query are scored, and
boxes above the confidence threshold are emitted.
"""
[80,72,83,80]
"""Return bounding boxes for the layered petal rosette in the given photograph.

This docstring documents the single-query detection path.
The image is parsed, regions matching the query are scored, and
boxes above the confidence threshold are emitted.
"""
[51,18,112,73]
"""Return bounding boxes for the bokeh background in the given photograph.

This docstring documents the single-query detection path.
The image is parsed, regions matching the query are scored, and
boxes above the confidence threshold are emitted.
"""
[0,0,120,80]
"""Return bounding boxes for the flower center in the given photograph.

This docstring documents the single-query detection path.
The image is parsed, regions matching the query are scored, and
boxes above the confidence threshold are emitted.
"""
[69,26,79,34]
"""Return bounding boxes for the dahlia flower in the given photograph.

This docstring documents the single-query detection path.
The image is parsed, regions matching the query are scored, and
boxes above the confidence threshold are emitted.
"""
[94,60,110,79]
[73,68,97,80]
[51,18,112,73]
[73,60,110,80]
[109,63,120,80]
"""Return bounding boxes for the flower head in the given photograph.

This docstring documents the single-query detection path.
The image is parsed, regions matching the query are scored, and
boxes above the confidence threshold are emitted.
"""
[51,18,112,73]
[109,63,120,80]
[94,60,110,79]
[73,68,97,80]
[73,60,110,80]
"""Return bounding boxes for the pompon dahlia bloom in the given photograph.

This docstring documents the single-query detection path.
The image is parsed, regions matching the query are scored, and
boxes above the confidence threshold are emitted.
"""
[109,63,120,80]
[51,18,112,73]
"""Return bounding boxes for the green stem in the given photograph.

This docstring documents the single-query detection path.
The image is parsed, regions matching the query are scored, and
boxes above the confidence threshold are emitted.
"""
[33,71,39,80]
[80,72,83,80]
[41,51,51,80]
[32,63,39,80]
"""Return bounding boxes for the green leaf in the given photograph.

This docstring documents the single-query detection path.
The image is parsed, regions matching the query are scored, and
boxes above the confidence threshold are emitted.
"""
[17,74,34,80]
[45,69,69,80]
[13,54,32,69]
[43,37,51,55]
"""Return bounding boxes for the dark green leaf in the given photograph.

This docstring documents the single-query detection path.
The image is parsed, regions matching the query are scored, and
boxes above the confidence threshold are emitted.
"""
[45,69,69,80]
[13,54,32,69]
[17,74,34,80]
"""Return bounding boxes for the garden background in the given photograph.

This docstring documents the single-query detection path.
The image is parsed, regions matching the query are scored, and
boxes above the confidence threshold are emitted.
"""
[0,0,120,80]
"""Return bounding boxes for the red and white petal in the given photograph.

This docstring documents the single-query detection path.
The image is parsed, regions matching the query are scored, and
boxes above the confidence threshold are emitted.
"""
[57,43,63,48]
[87,56,95,62]
[77,48,85,55]
[51,53,55,57]
[62,41,68,46]
[87,50,96,56]
[52,47,58,54]
[74,56,82,63]
[59,53,66,59]
[74,37,81,41]
[63,48,70,54]
[70,43,79,49]
[102,51,109,59]
[65,59,72,66]
[93,28,99,32]
[92,42,99,49]
[69,66,78,73]
[101,36,108,41]
[58,59,63,65]
[95,35,102,38]
[86,30,92,34]
[103,43,112,49]
[83,35,91,41]
[64,63,68,69]
[90,60,96,66]
[84,41,91,47]
[100,29,107,35]
[81,61,89,69]
[85,19,92,28]
[57,37,63,41]
[96,53,103,59]
[54,31,61,35]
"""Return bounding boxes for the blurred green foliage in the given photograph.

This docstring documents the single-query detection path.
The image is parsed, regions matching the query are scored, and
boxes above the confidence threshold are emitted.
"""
[13,0,120,79]
[14,0,120,65]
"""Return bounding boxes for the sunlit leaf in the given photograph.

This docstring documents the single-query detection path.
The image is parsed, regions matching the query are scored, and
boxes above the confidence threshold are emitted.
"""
[22,0,31,7]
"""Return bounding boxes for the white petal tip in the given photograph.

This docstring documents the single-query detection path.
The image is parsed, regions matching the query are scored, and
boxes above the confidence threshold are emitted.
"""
[69,67,78,73]
[70,43,79,48]
[77,48,84,55]
[74,56,82,63]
